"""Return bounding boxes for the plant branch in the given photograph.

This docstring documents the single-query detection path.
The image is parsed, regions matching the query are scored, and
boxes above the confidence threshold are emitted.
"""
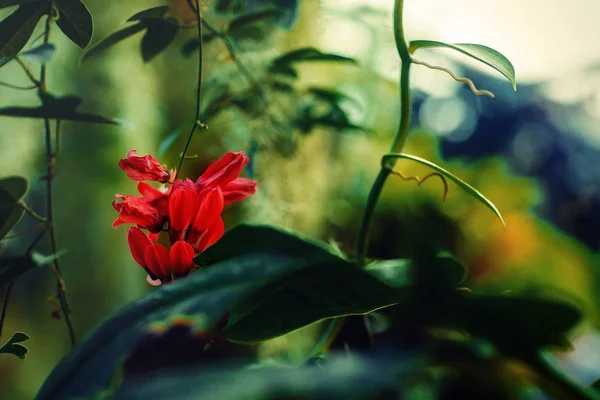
[0,81,39,90]
[39,4,76,347]
[177,0,204,173]
[0,282,13,338]
[14,57,41,86]
[16,200,47,223]
[356,0,412,265]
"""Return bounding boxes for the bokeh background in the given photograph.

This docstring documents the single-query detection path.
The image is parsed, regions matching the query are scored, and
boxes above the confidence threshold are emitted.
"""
[2,0,600,398]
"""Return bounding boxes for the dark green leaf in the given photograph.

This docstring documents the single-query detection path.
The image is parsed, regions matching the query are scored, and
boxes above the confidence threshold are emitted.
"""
[54,0,93,50]
[180,34,218,58]
[140,19,178,62]
[226,7,283,38]
[215,0,244,14]
[382,153,505,226]
[0,0,39,10]
[0,176,28,240]
[81,22,146,62]
[0,255,36,282]
[308,87,358,106]
[0,2,47,68]
[365,259,411,288]
[19,42,56,63]
[36,228,355,399]
[272,47,357,66]
[127,6,169,21]
[201,84,232,120]
[458,295,581,351]
[409,40,517,91]
[0,331,30,359]
[0,91,119,124]
[268,63,298,78]
[225,259,399,343]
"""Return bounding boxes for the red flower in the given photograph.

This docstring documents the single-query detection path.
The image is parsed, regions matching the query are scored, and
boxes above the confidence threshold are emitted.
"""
[112,194,164,232]
[127,227,197,284]
[118,150,172,183]
[168,185,225,253]
[222,177,257,205]
[196,151,250,189]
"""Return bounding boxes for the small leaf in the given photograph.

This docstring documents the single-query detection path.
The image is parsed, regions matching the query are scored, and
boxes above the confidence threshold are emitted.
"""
[54,0,93,50]
[365,259,411,288]
[0,2,47,68]
[0,91,119,124]
[272,47,357,65]
[127,6,169,21]
[31,249,68,267]
[0,331,30,359]
[226,7,283,38]
[409,40,517,91]
[19,43,56,63]
[81,23,146,62]
[308,87,358,106]
[382,153,505,226]
[140,19,178,63]
[0,176,28,240]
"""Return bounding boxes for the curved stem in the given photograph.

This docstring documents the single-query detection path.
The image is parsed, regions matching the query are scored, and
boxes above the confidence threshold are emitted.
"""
[39,4,77,347]
[356,0,412,264]
[177,0,204,173]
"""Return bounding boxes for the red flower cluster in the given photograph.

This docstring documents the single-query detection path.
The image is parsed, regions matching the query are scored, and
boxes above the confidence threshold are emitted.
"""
[113,151,257,285]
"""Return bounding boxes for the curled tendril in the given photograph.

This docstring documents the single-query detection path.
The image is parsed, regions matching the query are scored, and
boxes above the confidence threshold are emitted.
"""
[390,169,449,202]
[411,58,496,99]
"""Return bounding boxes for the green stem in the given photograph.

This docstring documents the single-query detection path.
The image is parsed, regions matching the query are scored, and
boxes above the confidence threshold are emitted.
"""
[0,282,13,338]
[39,4,77,347]
[16,200,47,223]
[177,0,204,173]
[356,0,411,265]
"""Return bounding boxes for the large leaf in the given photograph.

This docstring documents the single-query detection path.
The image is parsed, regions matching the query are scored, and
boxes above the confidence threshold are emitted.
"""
[126,5,169,21]
[0,1,40,8]
[37,226,379,399]
[139,19,178,63]
[54,0,93,50]
[0,176,28,240]
[0,332,30,359]
[409,40,517,91]
[0,91,119,124]
[381,153,505,226]
[81,23,146,62]
[0,2,47,68]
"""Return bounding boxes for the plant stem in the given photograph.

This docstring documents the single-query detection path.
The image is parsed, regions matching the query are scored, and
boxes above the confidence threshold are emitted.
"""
[39,4,77,347]
[0,282,13,338]
[16,200,47,223]
[356,0,412,265]
[177,0,204,173]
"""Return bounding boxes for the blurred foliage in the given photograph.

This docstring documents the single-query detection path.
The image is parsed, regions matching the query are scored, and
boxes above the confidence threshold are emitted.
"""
[0,0,599,399]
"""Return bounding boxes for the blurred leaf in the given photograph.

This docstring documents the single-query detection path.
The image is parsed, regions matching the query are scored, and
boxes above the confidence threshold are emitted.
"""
[409,40,517,91]
[36,226,367,399]
[0,2,47,68]
[226,7,283,39]
[458,295,581,352]
[30,249,68,267]
[272,47,357,65]
[201,84,232,120]
[111,354,413,400]
[81,23,146,62]
[365,259,411,288]
[0,91,119,124]
[140,19,179,63]
[215,0,244,14]
[0,331,30,359]
[382,153,505,226]
[180,36,220,57]
[158,126,185,157]
[0,176,28,241]
[270,80,294,92]
[308,87,357,106]
[127,5,169,21]
[19,43,56,63]
[55,0,93,50]
[0,250,67,283]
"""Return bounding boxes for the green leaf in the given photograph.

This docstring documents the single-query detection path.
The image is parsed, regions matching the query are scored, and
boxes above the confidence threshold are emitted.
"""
[0,0,40,10]
[458,295,581,352]
[215,0,244,14]
[365,259,411,288]
[158,126,185,157]
[126,6,169,21]
[0,2,47,68]
[0,176,28,240]
[0,91,120,124]
[36,227,368,399]
[54,0,94,50]
[308,87,358,106]
[381,153,505,226]
[140,19,178,63]
[272,47,357,66]
[0,250,66,282]
[81,23,146,62]
[0,331,30,359]
[226,7,283,38]
[19,43,56,63]
[409,40,517,91]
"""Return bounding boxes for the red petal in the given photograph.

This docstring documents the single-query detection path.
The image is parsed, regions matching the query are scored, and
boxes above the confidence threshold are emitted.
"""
[148,231,160,242]
[168,186,199,232]
[137,182,165,201]
[119,151,171,183]
[192,187,224,232]
[222,177,257,204]
[170,240,196,276]
[143,243,170,278]
[196,152,249,188]
[194,217,225,253]
[127,227,153,267]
